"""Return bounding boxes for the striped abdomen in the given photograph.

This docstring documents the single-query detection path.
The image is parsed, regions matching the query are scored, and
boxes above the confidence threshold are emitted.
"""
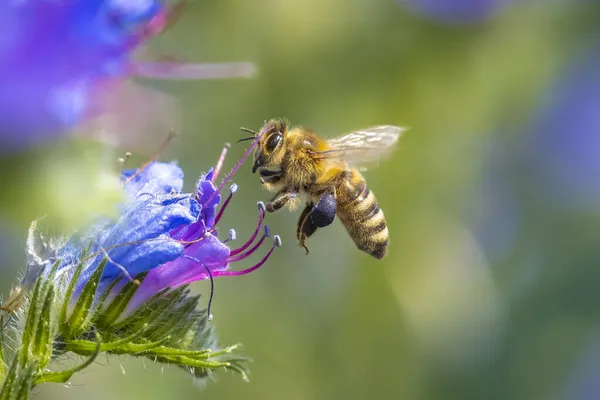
[335,170,389,259]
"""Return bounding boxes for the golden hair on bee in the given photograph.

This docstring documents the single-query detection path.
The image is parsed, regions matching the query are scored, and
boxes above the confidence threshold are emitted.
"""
[248,118,405,259]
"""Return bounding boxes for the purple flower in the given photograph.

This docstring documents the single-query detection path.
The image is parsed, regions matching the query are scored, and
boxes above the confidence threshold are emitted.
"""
[0,1,255,151]
[44,143,279,319]
[399,0,514,24]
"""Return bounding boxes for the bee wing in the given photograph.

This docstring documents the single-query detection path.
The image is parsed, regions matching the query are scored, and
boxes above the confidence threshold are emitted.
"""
[319,125,406,167]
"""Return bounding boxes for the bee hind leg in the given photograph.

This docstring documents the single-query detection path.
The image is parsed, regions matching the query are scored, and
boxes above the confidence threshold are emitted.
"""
[297,203,316,254]
[296,192,337,254]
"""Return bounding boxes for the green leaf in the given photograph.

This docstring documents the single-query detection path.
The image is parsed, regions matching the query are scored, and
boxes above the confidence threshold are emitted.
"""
[45,259,61,285]
[136,346,212,357]
[0,357,19,400]
[59,257,86,335]
[34,331,102,386]
[65,259,106,337]
[64,325,155,354]
[96,272,147,329]
[112,286,173,331]
[18,277,44,367]
[32,284,55,367]
[14,363,36,400]
[0,357,38,400]
[153,354,230,369]
[144,293,200,343]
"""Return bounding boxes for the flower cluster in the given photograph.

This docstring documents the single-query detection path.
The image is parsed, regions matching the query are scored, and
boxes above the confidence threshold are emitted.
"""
[0,1,254,150]
[65,156,280,318]
[0,142,278,392]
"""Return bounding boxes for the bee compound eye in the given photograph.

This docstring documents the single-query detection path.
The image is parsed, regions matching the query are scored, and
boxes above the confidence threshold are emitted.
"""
[265,133,282,153]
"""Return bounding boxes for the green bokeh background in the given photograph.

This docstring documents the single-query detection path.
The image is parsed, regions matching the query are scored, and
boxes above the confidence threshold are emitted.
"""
[2,1,600,399]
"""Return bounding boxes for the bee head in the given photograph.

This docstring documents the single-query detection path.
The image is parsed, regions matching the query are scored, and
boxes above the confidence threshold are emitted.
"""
[252,119,288,173]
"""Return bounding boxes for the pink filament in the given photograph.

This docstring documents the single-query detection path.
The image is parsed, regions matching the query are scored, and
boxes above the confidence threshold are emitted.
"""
[203,133,263,208]
[213,190,234,227]
[214,243,277,278]
[132,62,256,80]
[229,206,264,256]
[212,144,231,183]
[227,234,266,262]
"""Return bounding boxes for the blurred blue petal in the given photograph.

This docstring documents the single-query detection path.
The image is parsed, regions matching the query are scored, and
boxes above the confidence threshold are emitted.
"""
[562,335,600,400]
[121,161,184,200]
[526,45,600,211]
[0,0,164,149]
[0,2,256,152]
[400,0,514,24]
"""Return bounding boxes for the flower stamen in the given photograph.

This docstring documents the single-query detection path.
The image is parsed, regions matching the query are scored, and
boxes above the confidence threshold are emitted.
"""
[182,255,215,320]
[203,263,215,321]
[123,129,179,185]
[213,184,238,226]
[230,202,266,256]
[119,151,132,170]
[227,226,269,263]
[214,235,282,278]
[212,143,231,183]
[222,229,237,243]
[203,133,264,207]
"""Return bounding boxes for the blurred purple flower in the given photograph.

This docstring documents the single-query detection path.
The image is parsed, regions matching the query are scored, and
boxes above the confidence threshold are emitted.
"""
[0,1,254,151]
[526,46,600,211]
[400,0,514,24]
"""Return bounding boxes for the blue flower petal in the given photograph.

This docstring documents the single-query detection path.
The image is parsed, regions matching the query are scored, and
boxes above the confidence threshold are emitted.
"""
[73,193,200,293]
[100,194,200,277]
[122,162,185,199]
[195,169,221,228]
[126,234,230,314]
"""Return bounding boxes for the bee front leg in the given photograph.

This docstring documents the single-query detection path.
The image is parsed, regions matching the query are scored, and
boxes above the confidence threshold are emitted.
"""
[265,190,299,213]
[297,192,337,254]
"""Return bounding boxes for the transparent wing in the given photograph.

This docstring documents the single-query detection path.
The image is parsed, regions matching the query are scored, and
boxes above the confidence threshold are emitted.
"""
[319,125,406,166]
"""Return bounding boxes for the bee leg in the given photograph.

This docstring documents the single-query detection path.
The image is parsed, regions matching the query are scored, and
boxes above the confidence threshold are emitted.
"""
[297,203,317,255]
[297,192,337,254]
[310,192,337,228]
[266,190,298,213]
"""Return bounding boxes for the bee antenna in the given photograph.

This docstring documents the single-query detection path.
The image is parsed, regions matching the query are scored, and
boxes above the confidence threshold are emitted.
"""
[240,127,258,136]
[237,136,257,143]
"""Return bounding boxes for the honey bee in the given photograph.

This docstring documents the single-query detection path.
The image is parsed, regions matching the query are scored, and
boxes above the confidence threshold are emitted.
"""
[243,119,404,259]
